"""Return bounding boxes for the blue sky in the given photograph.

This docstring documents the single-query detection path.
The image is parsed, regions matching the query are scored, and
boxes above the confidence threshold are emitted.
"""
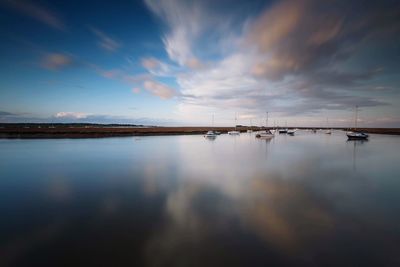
[0,0,399,127]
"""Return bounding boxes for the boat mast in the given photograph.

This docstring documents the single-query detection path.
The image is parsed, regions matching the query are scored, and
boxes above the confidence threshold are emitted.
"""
[235,113,237,131]
[355,106,358,130]
[212,114,214,128]
[266,112,269,129]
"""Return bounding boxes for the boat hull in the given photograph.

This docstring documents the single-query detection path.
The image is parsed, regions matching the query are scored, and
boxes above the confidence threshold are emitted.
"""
[256,134,274,139]
[346,132,368,140]
[347,135,368,140]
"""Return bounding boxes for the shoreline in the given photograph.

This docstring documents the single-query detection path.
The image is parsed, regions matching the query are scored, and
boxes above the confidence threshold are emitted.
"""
[0,126,400,139]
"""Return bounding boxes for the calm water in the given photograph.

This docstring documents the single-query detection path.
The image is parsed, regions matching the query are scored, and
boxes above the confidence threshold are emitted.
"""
[1,131,400,266]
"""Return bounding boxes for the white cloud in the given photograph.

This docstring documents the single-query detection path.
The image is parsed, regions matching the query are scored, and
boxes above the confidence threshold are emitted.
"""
[144,0,220,68]
[55,112,88,119]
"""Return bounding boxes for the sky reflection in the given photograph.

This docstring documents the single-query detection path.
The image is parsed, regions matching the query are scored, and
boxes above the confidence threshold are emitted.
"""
[1,132,400,266]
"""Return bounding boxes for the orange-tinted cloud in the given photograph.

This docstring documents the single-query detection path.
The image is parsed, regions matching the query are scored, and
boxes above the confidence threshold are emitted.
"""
[41,53,73,70]
[143,80,177,99]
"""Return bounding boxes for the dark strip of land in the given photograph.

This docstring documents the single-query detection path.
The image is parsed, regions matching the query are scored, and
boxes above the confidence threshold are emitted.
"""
[0,124,399,138]
[0,126,236,138]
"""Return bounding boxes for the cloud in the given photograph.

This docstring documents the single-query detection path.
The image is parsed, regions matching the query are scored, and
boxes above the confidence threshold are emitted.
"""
[141,58,159,69]
[144,0,399,123]
[132,87,141,94]
[89,27,121,52]
[0,111,16,116]
[144,0,219,69]
[245,0,397,81]
[54,112,88,119]
[143,80,177,99]
[141,57,178,76]
[91,63,178,100]
[1,0,65,30]
[41,53,73,70]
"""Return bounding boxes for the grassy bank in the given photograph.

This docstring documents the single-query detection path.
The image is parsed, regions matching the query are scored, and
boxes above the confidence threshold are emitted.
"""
[0,125,399,138]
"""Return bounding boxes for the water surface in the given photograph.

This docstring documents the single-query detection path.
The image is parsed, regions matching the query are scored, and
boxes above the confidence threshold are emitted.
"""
[1,131,400,266]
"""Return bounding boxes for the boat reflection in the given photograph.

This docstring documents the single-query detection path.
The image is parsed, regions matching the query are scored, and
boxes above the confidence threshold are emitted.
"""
[347,139,368,171]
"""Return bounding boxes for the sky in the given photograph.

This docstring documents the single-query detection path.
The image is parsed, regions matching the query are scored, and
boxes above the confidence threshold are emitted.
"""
[0,0,399,127]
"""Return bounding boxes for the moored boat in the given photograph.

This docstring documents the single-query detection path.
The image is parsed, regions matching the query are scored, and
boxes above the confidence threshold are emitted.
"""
[204,131,218,139]
[346,131,368,140]
[256,130,274,139]
[229,113,240,135]
[228,130,240,135]
[347,106,368,140]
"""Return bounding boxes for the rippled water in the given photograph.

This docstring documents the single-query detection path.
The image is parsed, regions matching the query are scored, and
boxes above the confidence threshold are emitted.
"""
[1,131,400,266]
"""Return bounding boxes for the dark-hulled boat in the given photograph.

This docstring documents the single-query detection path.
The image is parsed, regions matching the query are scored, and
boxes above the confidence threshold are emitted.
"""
[347,131,369,140]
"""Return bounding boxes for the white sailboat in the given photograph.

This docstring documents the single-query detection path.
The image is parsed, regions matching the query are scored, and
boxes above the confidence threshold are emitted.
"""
[346,106,369,140]
[228,113,240,135]
[204,114,218,138]
[256,112,274,139]
[204,131,217,138]
[325,118,332,134]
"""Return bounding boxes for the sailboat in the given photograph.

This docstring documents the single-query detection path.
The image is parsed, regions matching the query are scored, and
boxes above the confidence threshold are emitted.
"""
[287,128,297,135]
[247,119,253,133]
[278,121,288,133]
[270,120,276,134]
[256,112,274,139]
[346,106,369,140]
[325,118,332,134]
[228,113,240,135]
[204,114,218,138]
[204,131,217,138]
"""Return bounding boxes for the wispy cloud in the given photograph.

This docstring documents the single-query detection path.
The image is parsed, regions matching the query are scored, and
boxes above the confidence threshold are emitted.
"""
[0,110,16,116]
[143,80,177,99]
[1,0,65,30]
[144,0,222,69]
[141,57,179,77]
[89,27,121,52]
[41,53,73,70]
[90,63,178,100]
